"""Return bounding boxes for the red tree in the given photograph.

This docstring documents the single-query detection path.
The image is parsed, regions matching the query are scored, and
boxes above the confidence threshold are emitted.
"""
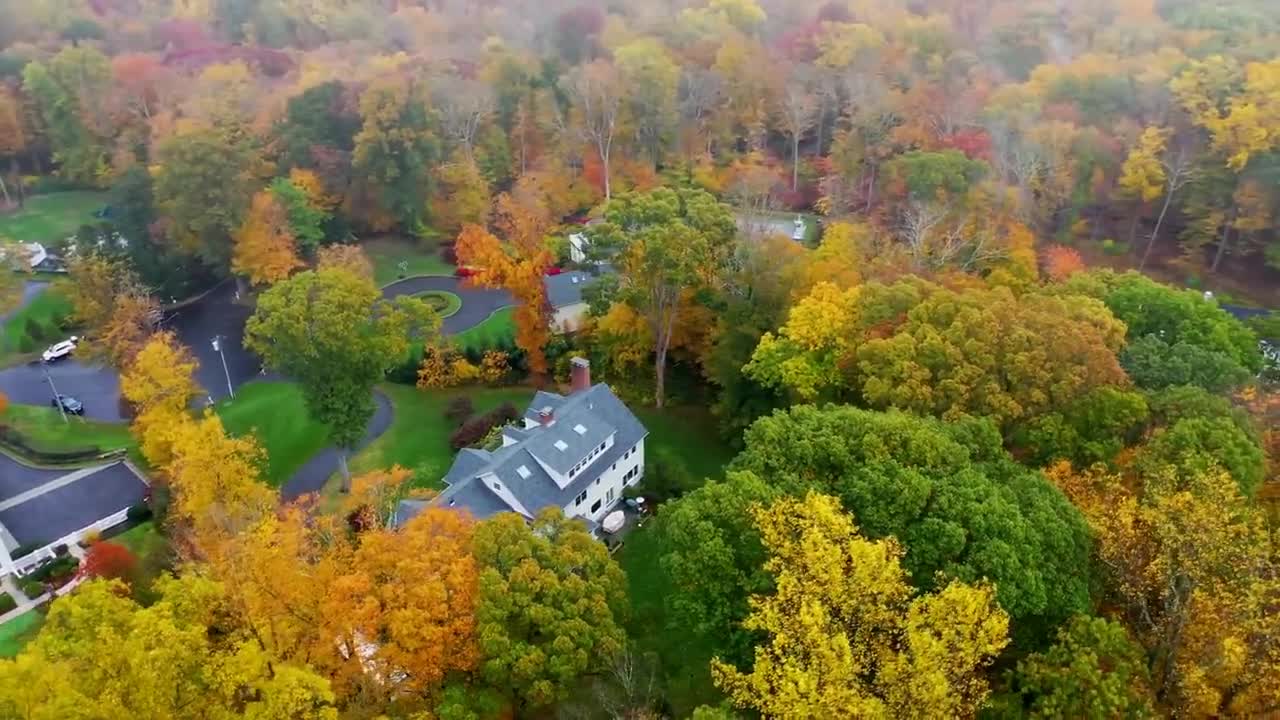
[78,541,138,582]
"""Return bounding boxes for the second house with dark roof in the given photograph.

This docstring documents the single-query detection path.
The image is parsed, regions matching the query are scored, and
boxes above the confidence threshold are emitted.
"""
[395,358,647,533]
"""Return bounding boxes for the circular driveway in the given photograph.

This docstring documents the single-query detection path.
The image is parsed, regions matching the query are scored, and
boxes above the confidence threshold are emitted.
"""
[382,276,514,335]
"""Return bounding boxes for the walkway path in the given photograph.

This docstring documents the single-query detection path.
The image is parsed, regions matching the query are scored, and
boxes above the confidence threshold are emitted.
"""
[280,389,394,501]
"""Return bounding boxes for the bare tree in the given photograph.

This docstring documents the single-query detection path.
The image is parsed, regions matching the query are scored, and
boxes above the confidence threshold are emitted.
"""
[563,60,623,200]
[558,646,662,720]
[1140,144,1195,270]
[678,67,723,157]
[435,76,494,162]
[780,74,820,192]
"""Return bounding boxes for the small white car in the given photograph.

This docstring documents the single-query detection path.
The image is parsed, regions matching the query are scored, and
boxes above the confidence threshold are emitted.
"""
[41,336,79,363]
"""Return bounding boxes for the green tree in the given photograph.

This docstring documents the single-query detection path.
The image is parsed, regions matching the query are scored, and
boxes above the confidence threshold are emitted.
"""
[1012,616,1156,719]
[472,509,629,709]
[153,128,253,270]
[1014,387,1151,467]
[730,405,1093,640]
[586,187,737,407]
[21,46,112,185]
[1121,335,1254,394]
[1136,415,1266,497]
[351,78,440,233]
[244,268,439,489]
[886,149,989,199]
[269,175,329,251]
[275,80,359,172]
[657,471,778,665]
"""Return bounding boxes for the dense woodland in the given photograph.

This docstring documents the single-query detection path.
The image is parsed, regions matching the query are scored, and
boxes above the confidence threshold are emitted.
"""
[1,0,1279,718]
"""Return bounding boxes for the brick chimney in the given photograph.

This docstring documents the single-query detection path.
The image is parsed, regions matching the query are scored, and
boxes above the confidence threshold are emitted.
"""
[570,357,591,394]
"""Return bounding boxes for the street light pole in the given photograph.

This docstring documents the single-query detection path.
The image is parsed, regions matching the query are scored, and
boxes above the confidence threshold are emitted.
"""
[212,336,234,400]
[42,365,67,424]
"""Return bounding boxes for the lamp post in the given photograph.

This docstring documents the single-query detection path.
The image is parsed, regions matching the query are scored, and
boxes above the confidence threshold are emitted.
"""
[42,364,68,424]
[211,335,234,400]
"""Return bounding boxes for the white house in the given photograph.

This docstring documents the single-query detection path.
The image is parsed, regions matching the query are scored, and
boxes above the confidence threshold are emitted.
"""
[394,358,647,532]
[545,271,597,332]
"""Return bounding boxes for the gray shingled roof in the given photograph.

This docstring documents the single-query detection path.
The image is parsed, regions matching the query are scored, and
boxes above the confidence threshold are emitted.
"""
[394,384,648,528]
[544,271,596,308]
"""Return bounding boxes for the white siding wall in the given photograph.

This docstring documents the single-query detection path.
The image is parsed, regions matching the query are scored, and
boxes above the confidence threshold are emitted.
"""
[553,303,588,333]
[562,438,645,523]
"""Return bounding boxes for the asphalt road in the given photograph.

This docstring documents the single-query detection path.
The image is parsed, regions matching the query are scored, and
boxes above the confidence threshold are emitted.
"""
[0,453,65,500]
[0,280,49,325]
[382,276,515,335]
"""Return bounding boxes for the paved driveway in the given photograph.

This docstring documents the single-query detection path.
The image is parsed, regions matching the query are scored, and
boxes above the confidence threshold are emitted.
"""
[0,281,49,324]
[0,453,65,499]
[382,276,514,335]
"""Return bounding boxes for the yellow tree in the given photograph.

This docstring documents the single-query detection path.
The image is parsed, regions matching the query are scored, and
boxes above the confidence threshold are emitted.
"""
[1048,463,1280,716]
[233,190,304,287]
[120,332,204,467]
[455,194,554,376]
[315,243,374,281]
[712,493,1009,718]
[64,252,158,368]
[165,413,275,557]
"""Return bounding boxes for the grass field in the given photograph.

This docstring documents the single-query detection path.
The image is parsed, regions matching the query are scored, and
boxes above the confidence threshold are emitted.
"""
[344,384,534,487]
[113,521,165,560]
[0,610,44,659]
[217,382,330,487]
[366,237,453,286]
[0,403,134,456]
[0,286,74,362]
[0,192,107,244]
[454,307,515,350]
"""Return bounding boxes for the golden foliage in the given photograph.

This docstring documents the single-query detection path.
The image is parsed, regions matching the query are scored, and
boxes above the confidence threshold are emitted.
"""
[315,244,373,281]
[233,190,303,286]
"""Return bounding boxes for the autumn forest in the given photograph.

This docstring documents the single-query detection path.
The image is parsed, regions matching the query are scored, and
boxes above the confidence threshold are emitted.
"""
[0,0,1278,717]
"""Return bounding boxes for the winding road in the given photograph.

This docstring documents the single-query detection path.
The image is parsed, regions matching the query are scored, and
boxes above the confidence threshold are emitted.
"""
[0,275,513,497]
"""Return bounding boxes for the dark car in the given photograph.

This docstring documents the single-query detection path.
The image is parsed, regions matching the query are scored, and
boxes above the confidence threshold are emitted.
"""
[51,394,84,416]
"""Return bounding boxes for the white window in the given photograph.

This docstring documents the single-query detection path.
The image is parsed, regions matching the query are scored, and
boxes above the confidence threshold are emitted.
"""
[516,466,531,479]
[590,499,602,513]
[575,490,587,506]
[595,478,600,485]
[606,487,615,503]
[492,482,502,491]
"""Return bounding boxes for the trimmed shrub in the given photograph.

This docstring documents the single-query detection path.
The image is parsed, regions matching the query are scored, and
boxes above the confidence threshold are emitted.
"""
[444,396,475,426]
[0,592,15,614]
[448,403,522,450]
[440,243,458,265]
[19,579,44,600]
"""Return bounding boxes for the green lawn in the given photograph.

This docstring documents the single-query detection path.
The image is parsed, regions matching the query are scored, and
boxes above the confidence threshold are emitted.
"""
[0,403,134,456]
[346,384,534,487]
[113,521,165,559]
[217,382,330,487]
[454,307,515,350]
[366,236,453,286]
[0,192,108,244]
[0,609,45,659]
[417,290,462,319]
[619,403,736,715]
[633,404,736,483]
[1,286,74,362]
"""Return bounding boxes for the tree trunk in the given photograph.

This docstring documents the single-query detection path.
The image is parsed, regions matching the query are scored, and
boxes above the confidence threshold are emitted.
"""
[1211,221,1234,274]
[865,164,877,213]
[11,159,23,208]
[0,173,9,207]
[654,346,667,409]
[792,134,801,192]
[1128,208,1140,246]
[1140,188,1176,271]
[602,144,612,201]
[338,450,352,493]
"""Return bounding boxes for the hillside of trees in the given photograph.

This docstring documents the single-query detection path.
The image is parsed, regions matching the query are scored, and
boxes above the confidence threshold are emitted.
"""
[0,0,1279,718]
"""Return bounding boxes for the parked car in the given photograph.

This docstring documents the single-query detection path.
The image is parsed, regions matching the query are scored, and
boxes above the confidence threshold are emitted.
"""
[51,394,84,416]
[41,336,79,363]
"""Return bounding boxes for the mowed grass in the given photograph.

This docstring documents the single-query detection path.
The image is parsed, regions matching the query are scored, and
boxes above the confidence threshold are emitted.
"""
[454,307,515,350]
[0,610,45,659]
[366,236,453,287]
[617,403,737,715]
[217,381,330,487]
[346,384,534,487]
[0,403,134,455]
[0,192,107,244]
[1,286,74,361]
